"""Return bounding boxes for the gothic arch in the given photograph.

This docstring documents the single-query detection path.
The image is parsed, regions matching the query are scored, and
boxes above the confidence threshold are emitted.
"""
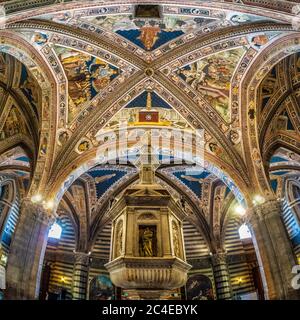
[0,31,59,197]
[240,33,300,197]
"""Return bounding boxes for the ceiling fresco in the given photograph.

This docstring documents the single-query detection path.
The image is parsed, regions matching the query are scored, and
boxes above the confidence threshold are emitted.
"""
[67,165,137,210]
[36,6,281,53]
[0,53,7,79]
[258,53,300,166]
[159,162,244,204]
[269,148,300,174]
[268,150,299,198]
[54,46,121,122]
[2,2,300,286]
[177,48,245,122]
[172,170,211,198]
[19,64,39,113]
[0,49,41,130]
[0,52,40,115]
[269,156,300,195]
[0,45,36,69]
[0,106,29,141]
[260,66,278,111]
[10,6,284,133]
[0,147,30,168]
[0,147,31,195]
[86,167,129,199]
[19,31,50,47]
[99,90,192,134]
[79,14,219,51]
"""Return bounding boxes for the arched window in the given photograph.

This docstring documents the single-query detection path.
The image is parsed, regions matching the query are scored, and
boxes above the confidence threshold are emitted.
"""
[238,223,252,240]
[48,223,62,240]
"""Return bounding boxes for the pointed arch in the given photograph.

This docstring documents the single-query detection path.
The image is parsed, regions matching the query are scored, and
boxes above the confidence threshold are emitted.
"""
[0,31,59,196]
[240,33,300,197]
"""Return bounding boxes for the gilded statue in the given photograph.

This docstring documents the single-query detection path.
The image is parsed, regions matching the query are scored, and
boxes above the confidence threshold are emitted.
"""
[140,227,154,257]
[115,221,123,258]
[172,222,180,257]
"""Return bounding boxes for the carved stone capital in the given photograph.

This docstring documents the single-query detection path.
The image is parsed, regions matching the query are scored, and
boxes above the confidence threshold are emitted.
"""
[21,198,57,226]
[211,251,227,265]
[74,252,90,266]
[247,198,282,223]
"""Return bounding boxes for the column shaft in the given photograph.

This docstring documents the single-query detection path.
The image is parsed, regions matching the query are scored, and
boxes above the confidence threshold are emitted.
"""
[72,253,90,300]
[249,199,300,300]
[211,253,232,300]
[5,199,55,299]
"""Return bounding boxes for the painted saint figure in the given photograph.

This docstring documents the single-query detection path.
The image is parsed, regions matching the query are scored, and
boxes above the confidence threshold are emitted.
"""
[138,24,161,50]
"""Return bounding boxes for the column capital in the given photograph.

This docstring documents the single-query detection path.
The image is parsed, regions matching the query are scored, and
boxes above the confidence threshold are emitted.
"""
[74,252,90,265]
[211,251,227,265]
[247,198,282,222]
[21,198,57,226]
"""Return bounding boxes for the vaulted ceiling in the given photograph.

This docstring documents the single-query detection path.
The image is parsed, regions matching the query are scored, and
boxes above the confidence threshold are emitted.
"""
[0,0,299,225]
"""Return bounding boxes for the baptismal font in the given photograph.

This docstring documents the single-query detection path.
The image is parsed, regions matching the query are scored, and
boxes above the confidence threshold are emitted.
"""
[105,139,191,299]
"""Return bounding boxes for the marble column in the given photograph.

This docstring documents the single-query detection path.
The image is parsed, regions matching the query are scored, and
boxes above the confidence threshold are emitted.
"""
[211,252,233,300]
[248,198,300,300]
[72,252,90,300]
[5,199,56,300]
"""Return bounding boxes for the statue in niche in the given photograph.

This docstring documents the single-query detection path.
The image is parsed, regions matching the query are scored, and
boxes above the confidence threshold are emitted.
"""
[115,220,123,258]
[172,221,180,257]
[180,195,186,211]
[139,226,156,257]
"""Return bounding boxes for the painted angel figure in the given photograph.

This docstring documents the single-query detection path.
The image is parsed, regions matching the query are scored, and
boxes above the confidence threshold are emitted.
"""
[180,60,209,89]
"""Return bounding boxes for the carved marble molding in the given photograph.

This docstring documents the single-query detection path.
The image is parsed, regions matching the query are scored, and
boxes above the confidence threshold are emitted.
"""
[105,257,191,290]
